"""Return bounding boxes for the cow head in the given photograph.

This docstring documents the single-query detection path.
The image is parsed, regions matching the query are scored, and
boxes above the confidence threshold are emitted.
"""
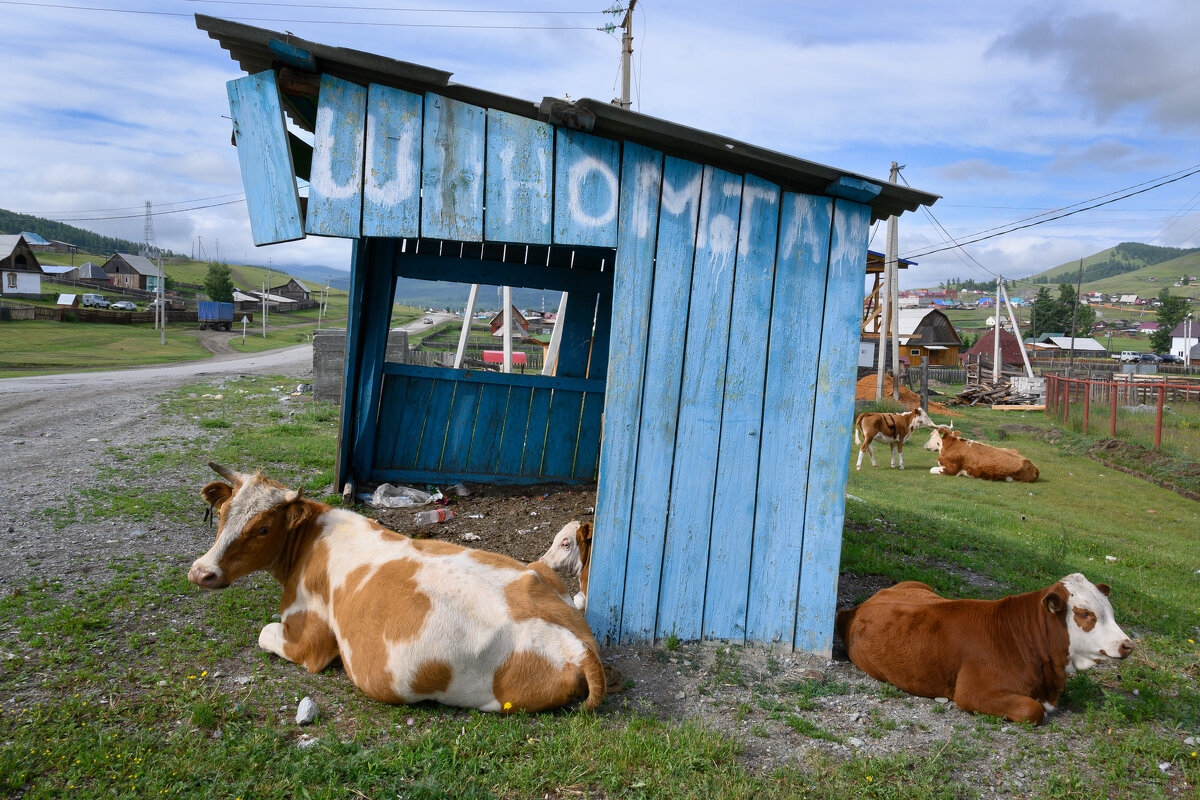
[1043,573,1133,673]
[537,521,592,578]
[924,426,956,452]
[910,406,935,430]
[188,462,306,590]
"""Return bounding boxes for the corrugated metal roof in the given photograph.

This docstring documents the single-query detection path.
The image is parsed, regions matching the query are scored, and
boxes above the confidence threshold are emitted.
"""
[195,14,938,224]
[114,253,160,275]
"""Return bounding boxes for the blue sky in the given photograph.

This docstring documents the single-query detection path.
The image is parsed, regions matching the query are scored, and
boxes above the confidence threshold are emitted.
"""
[4,0,1200,289]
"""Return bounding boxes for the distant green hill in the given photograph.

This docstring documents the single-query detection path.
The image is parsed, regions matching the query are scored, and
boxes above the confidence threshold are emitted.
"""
[0,209,177,257]
[1026,242,1199,287]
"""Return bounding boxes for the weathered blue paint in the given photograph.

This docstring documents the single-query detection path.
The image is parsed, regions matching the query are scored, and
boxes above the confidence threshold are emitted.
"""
[335,239,367,485]
[824,176,882,204]
[363,84,422,238]
[226,71,304,245]
[586,143,663,643]
[349,239,399,483]
[702,174,780,641]
[657,166,744,640]
[392,252,612,295]
[553,129,620,248]
[267,38,317,71]
[746,192,833,645]
[307,75,367,238]
[421,94,485,241]
[619,156,703,643]
[441,381,482,473]
[496,386,533,475]
[485,110,553,244]
[391,376,434,470]
[520,387,553,476]
[415,380,456,471]
[795,198,872,655]
[465,383,511,473]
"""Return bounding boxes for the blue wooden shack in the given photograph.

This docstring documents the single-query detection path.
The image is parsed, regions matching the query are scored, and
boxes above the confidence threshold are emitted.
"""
[199,15,939,654]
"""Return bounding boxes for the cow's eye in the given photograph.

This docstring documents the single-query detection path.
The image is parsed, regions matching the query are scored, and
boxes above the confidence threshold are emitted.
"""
[255,526,269,537]
[561,540,570,548]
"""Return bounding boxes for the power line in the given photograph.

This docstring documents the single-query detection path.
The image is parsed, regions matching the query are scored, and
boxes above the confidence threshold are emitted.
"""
[0,0,604,28]
[898,171,998,281]
[901,166,1200,260]
[37,198,246,222]
[184,0,617,13]
[18,192,246,216]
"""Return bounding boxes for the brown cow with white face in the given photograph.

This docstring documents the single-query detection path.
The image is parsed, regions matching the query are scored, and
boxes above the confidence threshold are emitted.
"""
[537,521,592,612]
[924,426,1039,482]
[836,574,1133,724]
[189,463,605,713]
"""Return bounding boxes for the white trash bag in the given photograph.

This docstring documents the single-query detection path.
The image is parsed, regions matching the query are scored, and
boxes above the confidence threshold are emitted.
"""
[369,483,436,508]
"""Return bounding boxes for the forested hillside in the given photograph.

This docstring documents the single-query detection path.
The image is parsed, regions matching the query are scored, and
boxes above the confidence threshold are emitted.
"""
[0,209,173,256]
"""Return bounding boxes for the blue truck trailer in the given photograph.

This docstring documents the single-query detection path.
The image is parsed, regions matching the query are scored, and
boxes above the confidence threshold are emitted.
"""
[198,300,234,331]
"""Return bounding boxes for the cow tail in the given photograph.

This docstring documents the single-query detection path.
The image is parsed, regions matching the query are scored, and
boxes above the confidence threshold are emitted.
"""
[581,646,607,711]
[853,413,864,445]
[835,606,856,647]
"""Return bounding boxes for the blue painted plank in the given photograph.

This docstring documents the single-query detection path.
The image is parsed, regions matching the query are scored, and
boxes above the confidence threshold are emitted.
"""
[541,291,595,479]
[746,191,833,646]
[440,381,482,473]
[267,38,316,71]
[226,71,304,246]
[391,376,434,470]
[415,379,456,472]
[542,390,583,480]
[485,109,553,244]
[335,239,366,487]
[363,84,422,238]
[825,176,882,204]
[374,468,592,487]
[795,198,871,655]
[521,387,553,476]
[421,93,485,241]
[588,289,613,381]
[553,128,620,247]
[586,142,663,644]
[496,386,533,475]
[656,167,743,640]
[465,384,510,474]
[381,362,604,394]
[572,392,604,480]
[619,155,703,643]
[350,240,399,484]
[392,251,612,295]
[373,373,408,470]
[703,174,780,641]
[306,74,367,238]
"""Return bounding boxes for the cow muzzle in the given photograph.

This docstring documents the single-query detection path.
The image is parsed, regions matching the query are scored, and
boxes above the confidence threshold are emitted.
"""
[188,561,227,589]
[1101,639,1134,660]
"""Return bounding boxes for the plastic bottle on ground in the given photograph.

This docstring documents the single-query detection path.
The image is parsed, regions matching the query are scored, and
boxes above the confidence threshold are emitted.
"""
[413,508,455,526]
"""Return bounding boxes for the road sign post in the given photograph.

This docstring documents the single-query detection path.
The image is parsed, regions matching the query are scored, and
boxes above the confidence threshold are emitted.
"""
[242,315,249,345]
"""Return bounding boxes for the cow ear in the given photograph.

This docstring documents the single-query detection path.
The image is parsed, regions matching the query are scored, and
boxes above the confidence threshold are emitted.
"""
[201,481,233,509]
[283,497,313,530]
[579,522,593,543]
[1095,583,1111,597]
[1042,584,1068,615]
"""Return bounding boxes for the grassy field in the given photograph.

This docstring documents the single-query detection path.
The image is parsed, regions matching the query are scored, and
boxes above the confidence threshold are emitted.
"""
[0,382,1196,798]
[0,320,211,373]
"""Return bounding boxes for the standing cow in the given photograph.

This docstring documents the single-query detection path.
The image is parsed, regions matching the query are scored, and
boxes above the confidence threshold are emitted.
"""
[924,425,1039,482]
[189,463,605,713]
[854,406,935,470]
[836,574,1133,724]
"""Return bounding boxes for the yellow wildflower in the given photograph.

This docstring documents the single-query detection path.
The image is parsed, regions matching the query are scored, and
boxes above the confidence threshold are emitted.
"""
[503,702,512,710]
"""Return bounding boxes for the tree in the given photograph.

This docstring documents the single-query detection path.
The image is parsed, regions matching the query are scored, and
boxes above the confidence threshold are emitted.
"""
[203,262,234,303]
[1149,287,1188,354]
[1029,287,1060,338]
[1056,283,1095,338]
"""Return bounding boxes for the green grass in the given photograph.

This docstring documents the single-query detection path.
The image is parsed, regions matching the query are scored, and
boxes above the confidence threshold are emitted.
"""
[227,327,314,353]
[0,320,211,373]
[4,382,1199,798]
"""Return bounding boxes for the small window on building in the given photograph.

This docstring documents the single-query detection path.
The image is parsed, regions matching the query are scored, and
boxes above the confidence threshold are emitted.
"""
[909,349,921,356]
[6,272,16,289]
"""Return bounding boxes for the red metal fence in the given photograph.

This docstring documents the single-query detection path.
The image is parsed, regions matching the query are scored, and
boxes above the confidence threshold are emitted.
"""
[1046,373,1200,449]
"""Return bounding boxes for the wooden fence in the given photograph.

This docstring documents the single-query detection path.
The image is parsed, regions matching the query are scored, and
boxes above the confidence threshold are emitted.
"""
[1046,373,1200,449]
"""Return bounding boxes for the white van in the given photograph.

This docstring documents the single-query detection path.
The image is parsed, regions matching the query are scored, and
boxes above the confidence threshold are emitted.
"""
[81,293,110,309]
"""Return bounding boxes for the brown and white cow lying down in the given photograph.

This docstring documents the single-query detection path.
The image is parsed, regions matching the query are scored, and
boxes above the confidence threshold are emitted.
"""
[189,463,605,713]
[924,425,1039,482]
[537,521,592,612]
[836,574,1132,724]
[854,406,935,470]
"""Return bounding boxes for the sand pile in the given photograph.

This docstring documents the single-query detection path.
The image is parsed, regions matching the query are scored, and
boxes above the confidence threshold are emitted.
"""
[854,374,957,417]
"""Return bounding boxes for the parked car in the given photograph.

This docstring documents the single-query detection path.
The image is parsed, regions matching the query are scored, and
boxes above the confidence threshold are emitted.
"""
[423,318,434,324]
[1137,353,1160,363]
[110,300,137,311]
[1119,351,1139,363]
[81,293,110,309]
[1157,353,1183,364]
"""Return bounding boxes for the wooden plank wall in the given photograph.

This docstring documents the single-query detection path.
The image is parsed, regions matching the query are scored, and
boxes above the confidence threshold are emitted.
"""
[587,188,874,654]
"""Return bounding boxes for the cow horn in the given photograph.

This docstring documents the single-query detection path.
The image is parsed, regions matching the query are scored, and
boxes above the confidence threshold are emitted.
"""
[208,461,243,484]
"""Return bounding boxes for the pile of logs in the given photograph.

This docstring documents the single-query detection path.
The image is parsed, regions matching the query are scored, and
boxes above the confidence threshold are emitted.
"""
[951,379,1041,407]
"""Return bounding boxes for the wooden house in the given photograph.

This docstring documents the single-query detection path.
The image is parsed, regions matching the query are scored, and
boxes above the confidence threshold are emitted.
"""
[199,15,938,653]
[0,235,44,297]
[489,305,530,339]
[270,277,311,301]
[863,308,962,367]
[963,328,1024,366]
[72,262,110,283]
[102,253,163,290]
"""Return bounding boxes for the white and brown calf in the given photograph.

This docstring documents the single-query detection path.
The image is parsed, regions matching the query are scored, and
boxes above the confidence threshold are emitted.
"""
[853,406,935,470]
[924,426,1039,482]
[537,521,592,612]
[189,463,605,713]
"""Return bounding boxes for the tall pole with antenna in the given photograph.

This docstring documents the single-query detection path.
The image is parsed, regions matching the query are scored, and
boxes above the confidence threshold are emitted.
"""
[615,0,637,109]
[1068,257,1083,377]
[992,277,1002,382]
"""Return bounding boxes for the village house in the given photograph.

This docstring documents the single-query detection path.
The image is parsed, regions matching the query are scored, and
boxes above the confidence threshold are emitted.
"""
[101,253,163,291]
[269,277,311,301]
[1168,318,1198,360]
[861,307,962,368]
[0,234,44,298]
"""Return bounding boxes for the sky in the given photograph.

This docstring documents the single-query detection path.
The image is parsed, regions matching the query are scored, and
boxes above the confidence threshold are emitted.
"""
[4,0,1200,291]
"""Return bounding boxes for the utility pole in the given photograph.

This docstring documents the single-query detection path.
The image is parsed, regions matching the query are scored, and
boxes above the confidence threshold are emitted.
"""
[1068,257,1083,377]
[992,277,1002,383]
[616,0,637,109]
[265,258,272,331]
[877,161,901,400]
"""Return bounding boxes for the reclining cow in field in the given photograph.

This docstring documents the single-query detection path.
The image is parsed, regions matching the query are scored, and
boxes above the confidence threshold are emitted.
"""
[853,406,935,470]
[836,574,1133,724]
[537,521,592,612]
[188,463,605,713]
[924,425,1039,482]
